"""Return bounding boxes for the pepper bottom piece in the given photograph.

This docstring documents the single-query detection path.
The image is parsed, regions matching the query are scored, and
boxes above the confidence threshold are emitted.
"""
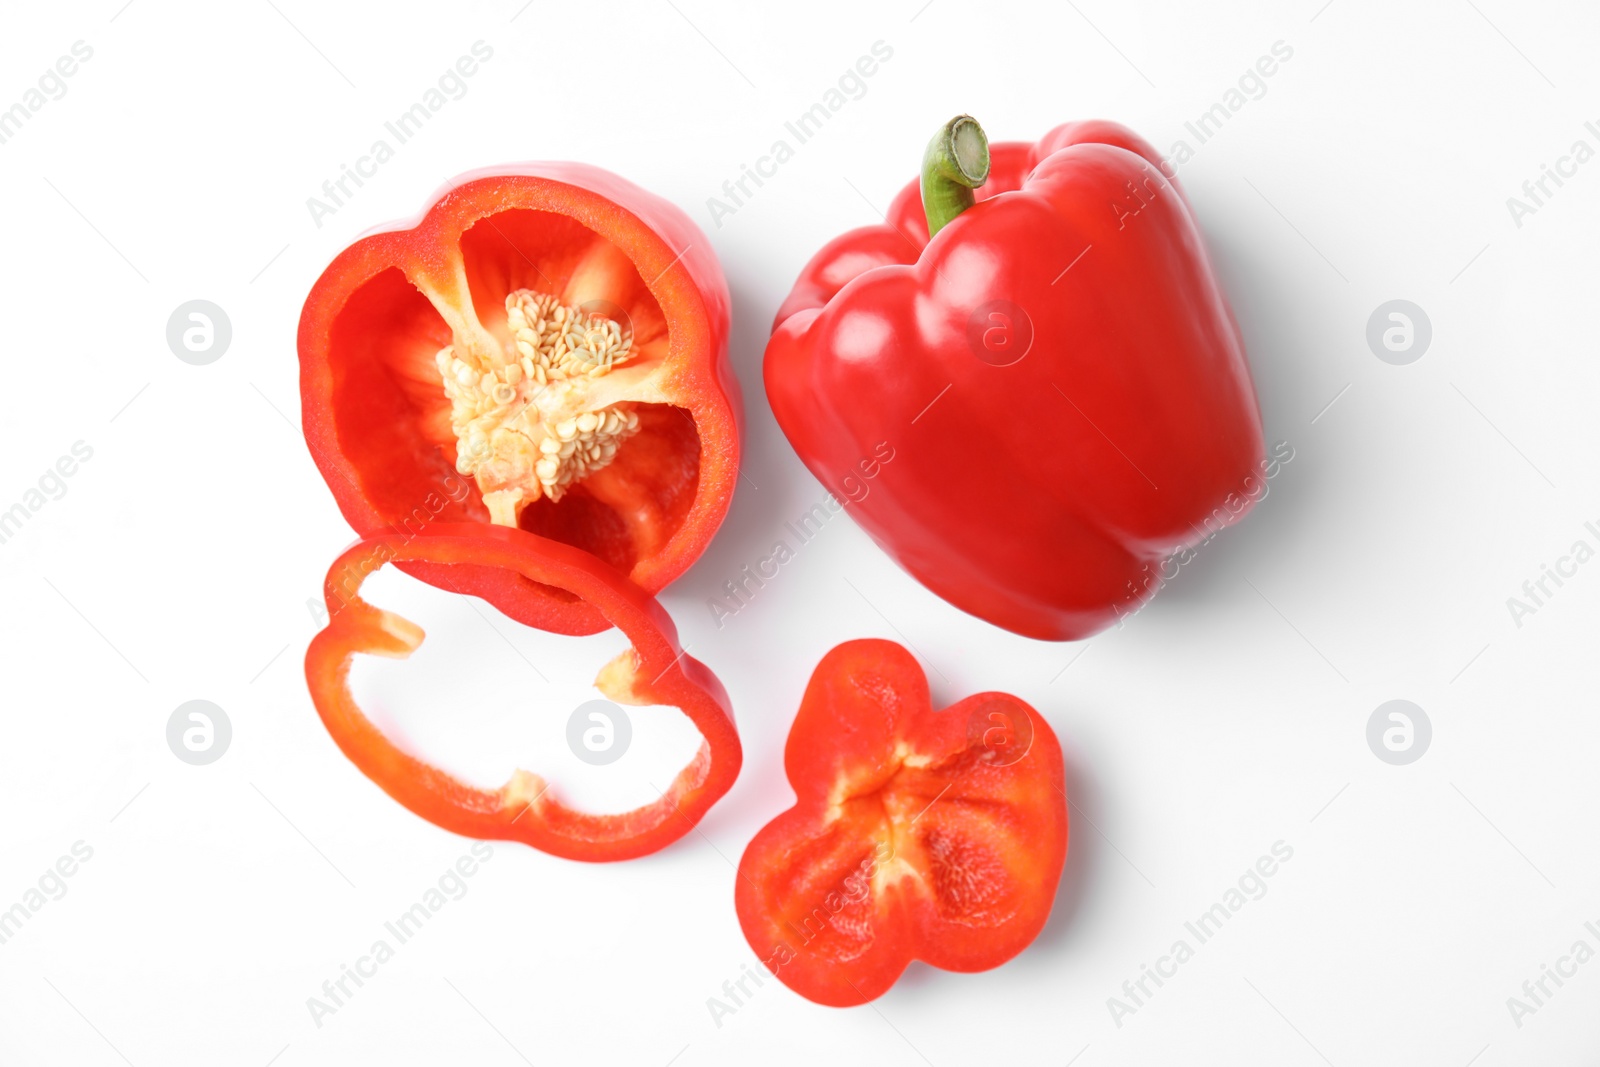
[736,639,1067,1005]
[305,523,741,862]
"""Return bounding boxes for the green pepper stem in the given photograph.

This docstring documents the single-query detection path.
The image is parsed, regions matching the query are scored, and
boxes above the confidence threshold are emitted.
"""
[921,115,990,237]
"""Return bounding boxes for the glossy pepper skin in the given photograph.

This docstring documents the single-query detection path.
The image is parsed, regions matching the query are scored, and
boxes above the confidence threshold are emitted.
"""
[765,121,1266,640]
[305,523,741,863]
[735,639,1067,1006]
[299,164,740,636]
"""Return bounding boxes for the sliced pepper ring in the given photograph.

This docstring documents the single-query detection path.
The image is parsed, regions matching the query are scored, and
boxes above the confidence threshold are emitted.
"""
[304,522,741,862]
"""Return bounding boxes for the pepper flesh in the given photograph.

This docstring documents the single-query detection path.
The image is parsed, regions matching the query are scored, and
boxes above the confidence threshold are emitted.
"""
[304,523,741,862]
[765,120,1266,640]
[735,639,1067,1006]
[299,163,741,635]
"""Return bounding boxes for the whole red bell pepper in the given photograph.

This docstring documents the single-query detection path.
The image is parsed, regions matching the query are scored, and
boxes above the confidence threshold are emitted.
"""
[305,523,741,862]
[736,639,1067,1006]
[299,164,741,636]
[765,117,1266,640]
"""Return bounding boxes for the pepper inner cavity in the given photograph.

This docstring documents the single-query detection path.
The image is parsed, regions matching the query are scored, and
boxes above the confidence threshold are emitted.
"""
[437,289,641,527]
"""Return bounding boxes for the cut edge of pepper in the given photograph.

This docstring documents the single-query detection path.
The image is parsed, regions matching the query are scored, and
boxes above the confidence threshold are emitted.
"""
[298,165,742,630]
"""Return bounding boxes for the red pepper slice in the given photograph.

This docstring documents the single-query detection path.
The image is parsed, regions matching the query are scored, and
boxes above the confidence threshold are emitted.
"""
[735,639,1067,1005]
[299,164,741,635]
[765,117,1266,640]
[304,523,741,862]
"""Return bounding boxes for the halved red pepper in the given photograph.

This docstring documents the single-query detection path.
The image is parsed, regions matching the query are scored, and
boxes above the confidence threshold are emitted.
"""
[299,164,740,635]
[735,639,1067,1005]
[304,522,741,862]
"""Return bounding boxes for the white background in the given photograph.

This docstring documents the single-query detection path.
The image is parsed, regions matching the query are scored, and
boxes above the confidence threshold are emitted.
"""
[1,0,1597,1064]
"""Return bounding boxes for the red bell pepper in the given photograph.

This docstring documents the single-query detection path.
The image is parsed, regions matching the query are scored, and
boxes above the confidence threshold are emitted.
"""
[735,639,1067,1006]
[304,523,741,862]
[299,164,741,636]
[765,116,1266,640]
